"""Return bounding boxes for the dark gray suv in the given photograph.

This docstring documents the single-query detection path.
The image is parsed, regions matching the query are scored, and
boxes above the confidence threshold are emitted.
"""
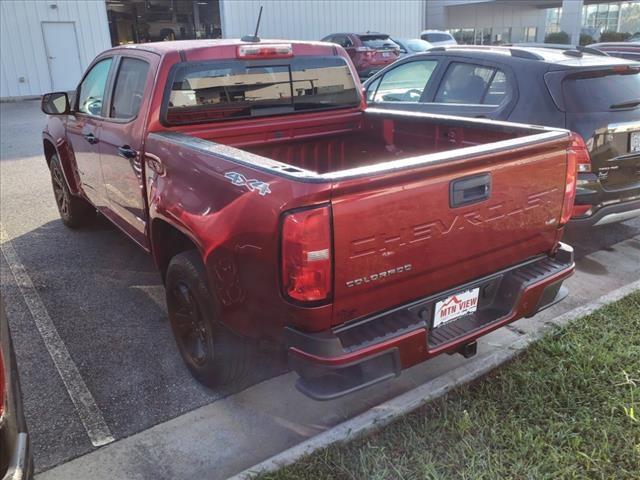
[363,45,640,227]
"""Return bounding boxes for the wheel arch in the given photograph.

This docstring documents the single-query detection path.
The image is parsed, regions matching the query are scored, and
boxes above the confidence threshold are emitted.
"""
[150,218,202,281]
[43,137,81,195]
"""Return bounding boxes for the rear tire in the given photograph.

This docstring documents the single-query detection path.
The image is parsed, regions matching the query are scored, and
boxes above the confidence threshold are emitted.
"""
[165,250,251,388]
[49,154,94,228]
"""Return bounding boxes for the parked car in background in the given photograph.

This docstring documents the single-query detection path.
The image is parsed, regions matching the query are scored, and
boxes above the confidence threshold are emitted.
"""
[321,32,400,77]
[1,300,33,480]
[588,42,640,61]
[363,45,640,227]
[41,39,576,400]
[141,11,195,41]
[390,37,432,57]
[419,30,457,46]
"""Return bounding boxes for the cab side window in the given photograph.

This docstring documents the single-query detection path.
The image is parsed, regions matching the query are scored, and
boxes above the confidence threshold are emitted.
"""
[369,60,438,103]
[77,58,113,116]
[434,62,507,105]
[110,58,150,120]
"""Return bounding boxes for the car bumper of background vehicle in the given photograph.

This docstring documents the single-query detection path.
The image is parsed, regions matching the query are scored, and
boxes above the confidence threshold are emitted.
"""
[286,243,575,400]
[357,67,382,78]
[571,173,640,227]
[570,198,640,227]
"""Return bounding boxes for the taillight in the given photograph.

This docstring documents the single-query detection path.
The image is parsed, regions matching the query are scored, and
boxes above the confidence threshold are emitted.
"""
[356,47,376,57]
[237,44,293,59]
[281,205,332,303]
[560,133,584,226]
[572,133,592,173]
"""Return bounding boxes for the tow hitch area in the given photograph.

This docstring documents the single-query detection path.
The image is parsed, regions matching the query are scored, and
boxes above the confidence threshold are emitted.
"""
[458,341,478,358]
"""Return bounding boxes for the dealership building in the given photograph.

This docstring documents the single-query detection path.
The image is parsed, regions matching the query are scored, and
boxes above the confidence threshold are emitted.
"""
[1,0,638,99]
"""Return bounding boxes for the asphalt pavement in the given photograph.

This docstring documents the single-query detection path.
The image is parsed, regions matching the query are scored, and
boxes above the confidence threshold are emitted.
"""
[1,100,639,478]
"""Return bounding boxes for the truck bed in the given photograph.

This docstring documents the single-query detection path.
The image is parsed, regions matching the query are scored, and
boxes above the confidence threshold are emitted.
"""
[178,109,542,176]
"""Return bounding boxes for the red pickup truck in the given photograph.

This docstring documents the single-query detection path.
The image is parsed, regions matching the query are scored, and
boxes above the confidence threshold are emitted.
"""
[41,39,576,400]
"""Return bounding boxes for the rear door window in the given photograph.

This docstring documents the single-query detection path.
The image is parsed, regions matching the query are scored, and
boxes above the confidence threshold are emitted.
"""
[165,57,360,125]
[369,60,438,103]
[483,70,507,105]
[562,69,640,113]
[434,62,504,105]
[110,58,150,120]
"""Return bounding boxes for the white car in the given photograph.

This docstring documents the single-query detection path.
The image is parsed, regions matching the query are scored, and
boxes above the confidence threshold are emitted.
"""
[390,38,433,57]
[419,30,457,46]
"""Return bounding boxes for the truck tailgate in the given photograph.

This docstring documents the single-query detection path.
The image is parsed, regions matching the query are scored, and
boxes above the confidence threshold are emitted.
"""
[330,135,570,325]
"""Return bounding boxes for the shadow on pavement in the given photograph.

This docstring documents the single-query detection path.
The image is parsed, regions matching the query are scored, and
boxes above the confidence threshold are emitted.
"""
[2,214,288,472]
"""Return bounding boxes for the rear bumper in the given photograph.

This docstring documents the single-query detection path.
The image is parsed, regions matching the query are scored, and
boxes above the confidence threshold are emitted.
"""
[570,198,640,227]
[571,173,640,227]
[286,243,574,400]
[356,66,384,78]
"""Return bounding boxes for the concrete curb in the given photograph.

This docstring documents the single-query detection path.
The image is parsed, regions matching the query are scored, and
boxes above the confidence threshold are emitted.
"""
[230,279,640,479]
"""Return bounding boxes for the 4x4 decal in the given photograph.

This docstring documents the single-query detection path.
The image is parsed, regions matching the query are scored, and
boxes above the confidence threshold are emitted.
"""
[224,172,271,196]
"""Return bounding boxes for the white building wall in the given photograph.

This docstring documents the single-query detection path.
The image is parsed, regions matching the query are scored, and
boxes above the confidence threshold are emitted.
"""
[0,0,111,99]
[220,0,425,41]
[445,2,545,29]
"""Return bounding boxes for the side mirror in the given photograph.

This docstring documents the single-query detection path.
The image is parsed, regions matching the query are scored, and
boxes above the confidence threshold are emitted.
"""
[41,92,70,115]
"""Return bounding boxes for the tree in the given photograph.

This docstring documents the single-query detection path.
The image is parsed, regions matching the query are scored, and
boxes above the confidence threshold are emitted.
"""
[545,31,570,44]
[599,31,632,42]
[580,33,595,46]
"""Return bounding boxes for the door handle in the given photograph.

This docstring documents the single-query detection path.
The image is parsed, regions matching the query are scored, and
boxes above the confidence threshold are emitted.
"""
[118,145,137,159]
[450,173,491,208]
[83,133,98,144]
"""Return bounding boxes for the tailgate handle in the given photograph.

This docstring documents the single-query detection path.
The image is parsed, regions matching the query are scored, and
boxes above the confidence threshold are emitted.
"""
[450,173,491,208]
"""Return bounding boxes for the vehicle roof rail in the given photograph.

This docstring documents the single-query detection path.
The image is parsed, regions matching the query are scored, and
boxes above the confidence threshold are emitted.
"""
[509,42,569,50]
[427,46,446,52]
[509,48,544,60]
[563,49,583,57]
[576,45,609,56]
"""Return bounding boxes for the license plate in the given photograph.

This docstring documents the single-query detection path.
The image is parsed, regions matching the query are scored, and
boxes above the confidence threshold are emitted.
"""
[631,131,640,152]
[382,52,390,57]
[433,288,480,329]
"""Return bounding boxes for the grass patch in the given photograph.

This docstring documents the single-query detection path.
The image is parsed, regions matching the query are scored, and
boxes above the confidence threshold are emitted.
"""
[262,291,640,480]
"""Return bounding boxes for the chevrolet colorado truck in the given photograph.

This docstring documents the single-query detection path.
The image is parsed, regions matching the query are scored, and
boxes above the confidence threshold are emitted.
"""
[41,39,576,400]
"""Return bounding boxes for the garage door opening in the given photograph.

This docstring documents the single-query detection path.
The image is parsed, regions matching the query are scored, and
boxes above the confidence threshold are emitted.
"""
[106,0,222,46]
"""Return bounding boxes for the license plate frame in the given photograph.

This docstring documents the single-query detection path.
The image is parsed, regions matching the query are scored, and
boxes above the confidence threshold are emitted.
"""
[433,288,480,329]
[631,131,640,152]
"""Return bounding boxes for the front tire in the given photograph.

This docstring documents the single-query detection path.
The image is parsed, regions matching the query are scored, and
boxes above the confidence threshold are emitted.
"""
[49,154,94,228]
[166,250,251,388]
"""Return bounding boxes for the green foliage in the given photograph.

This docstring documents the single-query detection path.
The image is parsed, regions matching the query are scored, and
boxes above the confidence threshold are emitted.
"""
[545,31,570,44]
[263,291,640,480]
[600,30,633,42]
[580,33,595,46]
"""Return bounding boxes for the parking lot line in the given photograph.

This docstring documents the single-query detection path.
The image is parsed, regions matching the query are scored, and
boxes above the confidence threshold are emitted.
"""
[0,226,115,447]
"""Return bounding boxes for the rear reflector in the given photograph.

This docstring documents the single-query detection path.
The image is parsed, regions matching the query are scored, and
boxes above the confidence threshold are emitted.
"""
[572,204,592,217]
[237,44,293,59]
[281,206,332,303]
[560,133,584,226]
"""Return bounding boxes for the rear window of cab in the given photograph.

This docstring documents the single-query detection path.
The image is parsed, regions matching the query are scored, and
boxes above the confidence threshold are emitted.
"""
[163,56,360,125]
